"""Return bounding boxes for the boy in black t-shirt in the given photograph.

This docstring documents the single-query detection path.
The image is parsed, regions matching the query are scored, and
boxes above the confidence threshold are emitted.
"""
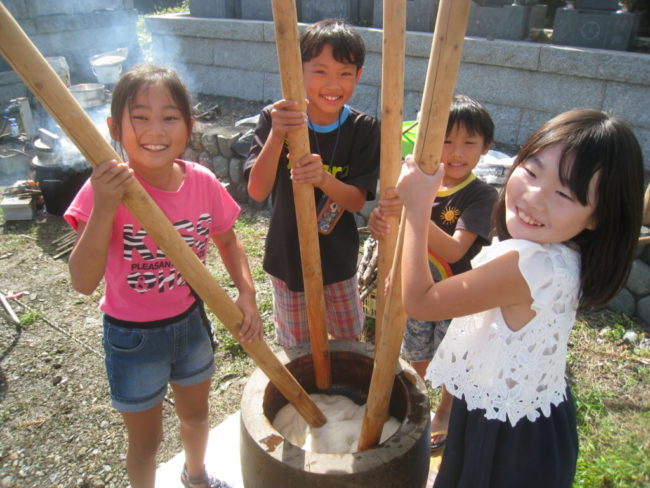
[245,19,379,348]
[370,95,498,450]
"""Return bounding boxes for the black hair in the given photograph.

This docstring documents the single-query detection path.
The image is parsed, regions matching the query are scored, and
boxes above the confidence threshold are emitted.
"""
[109,64,192,142]
[493,109,645,309]
[300,18,365,71]
[447,95,494,147]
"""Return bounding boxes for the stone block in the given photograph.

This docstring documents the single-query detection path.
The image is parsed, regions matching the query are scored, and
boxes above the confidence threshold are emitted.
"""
[607,287,636,317]
[458,62,605,115]
[603,83,650,130]
[217,130,242,159]
[24,0,76,17]
[0,71,27,106]
[405,31,434,59]
[349,83,379,118]
[3,0,29,20]
[212,39,278,72]
[539,45,650,87]
[462,38,541,71]
[212,155,230,180]
[301,0,359,24]
[373,0,438,33]
[201,132,221,156]
[403,55,429,92]
[626,259,650,296]
[175,63,267,101]
[484,103,524,149]
[198,151,212,170]
[182,147,199,163]
[232,129,255,159]
[148,14,266,41]
[467,4,547,41]
[229,157,244,184]
[552,8,641,51]
[636,295,650,325]
[261,72,282,102]
[240,0,273,20]
[403,90,422,121]
[190,0,238,19]
[171,36,215,66]
[575,0,619,10]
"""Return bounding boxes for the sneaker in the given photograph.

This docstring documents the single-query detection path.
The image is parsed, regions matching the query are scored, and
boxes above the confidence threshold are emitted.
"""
[180,465,233,488]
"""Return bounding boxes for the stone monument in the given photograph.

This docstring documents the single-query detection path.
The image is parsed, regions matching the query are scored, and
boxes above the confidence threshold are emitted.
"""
[466,1,548,41]
[552,0,641,51]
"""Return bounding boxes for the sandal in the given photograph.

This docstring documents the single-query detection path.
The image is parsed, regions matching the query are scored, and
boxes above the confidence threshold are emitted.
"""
[181,465,233,488]
[430,429,447,451]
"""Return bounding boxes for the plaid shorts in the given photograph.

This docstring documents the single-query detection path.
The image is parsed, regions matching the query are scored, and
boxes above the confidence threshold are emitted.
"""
[270,275,364,348]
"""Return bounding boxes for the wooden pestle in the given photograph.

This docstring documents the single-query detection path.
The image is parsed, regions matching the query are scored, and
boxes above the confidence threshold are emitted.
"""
[373,0,407,352]
[270,0,331,390]
[0,2,326,428]
[358,0,472,451]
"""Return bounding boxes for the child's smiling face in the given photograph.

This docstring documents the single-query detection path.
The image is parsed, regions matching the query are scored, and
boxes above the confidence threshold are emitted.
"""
[302,44,361,126]
[505,143,598,244]
[441,123,490,187]
[111,83,191,175]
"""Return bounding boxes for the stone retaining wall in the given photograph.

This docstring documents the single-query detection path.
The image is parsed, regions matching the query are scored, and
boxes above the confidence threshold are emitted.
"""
[145,14,650,175]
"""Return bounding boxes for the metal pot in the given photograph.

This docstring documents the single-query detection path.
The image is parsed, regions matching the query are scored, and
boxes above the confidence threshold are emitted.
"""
[69,83,105,108]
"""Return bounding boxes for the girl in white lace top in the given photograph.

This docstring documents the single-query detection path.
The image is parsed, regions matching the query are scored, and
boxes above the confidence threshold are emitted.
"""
[397,109,645,488]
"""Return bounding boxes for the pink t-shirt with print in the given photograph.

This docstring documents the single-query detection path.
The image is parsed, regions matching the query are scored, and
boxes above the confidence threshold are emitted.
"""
[65,160,240,322]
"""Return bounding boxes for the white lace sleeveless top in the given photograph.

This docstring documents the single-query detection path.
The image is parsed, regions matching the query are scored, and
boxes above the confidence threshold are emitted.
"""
[425,238,581,426]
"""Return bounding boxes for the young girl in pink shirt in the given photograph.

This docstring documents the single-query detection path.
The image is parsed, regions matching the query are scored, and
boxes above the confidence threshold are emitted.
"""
[66,64,261,488]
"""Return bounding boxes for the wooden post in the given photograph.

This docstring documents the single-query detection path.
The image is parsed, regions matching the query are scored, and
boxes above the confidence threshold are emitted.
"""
[358,0,472,451]
[373,0,407,348]
[271,0,331,390]
[0,2,326,428]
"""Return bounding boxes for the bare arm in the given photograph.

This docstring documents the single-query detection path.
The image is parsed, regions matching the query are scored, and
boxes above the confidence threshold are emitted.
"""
[247,99,306,202]
[427,225,478,264]
[68,161,133,295]
[398,156,532,327]
[212,228,263,342]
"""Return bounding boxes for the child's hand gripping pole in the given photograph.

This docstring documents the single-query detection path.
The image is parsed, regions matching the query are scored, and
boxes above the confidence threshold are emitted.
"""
[271,0,331,390]
[0,3,326,428]
[358,0,472,451]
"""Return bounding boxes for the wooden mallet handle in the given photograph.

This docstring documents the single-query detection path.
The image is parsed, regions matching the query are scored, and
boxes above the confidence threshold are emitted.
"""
[358,0,472,451]
[271,0,331,390]
[0,3,326,427]
[373,0,407,348]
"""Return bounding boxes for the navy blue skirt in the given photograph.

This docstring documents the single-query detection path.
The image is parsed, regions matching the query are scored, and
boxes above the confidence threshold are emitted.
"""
[434,387,578,488]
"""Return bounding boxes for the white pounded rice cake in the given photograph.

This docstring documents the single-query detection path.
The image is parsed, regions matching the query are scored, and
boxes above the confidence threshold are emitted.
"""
[272,393,401,454]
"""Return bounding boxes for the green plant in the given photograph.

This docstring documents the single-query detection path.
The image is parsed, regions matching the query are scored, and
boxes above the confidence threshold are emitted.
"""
[19,310,42,326]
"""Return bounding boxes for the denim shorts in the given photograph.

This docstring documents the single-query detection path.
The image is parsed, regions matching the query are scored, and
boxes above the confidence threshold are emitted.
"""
[102,307,215,412]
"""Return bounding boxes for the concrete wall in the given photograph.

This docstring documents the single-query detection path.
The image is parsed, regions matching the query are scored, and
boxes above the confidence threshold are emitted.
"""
[0,0,141,102]
[145,13,650,173]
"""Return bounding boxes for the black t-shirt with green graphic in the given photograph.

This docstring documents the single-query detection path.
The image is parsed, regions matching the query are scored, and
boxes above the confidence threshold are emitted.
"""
[244,104,379,291]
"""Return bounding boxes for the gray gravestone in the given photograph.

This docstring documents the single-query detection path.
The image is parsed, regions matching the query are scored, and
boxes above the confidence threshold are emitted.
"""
[190,0,238,19]
[373,0,438,33]
[467,3,547,41]
[300,0,360,23]
[240,0,274,21]
[552,8,641,51]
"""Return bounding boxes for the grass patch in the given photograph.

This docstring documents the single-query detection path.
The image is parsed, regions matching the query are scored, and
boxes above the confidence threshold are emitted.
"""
[569,317,650,487]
